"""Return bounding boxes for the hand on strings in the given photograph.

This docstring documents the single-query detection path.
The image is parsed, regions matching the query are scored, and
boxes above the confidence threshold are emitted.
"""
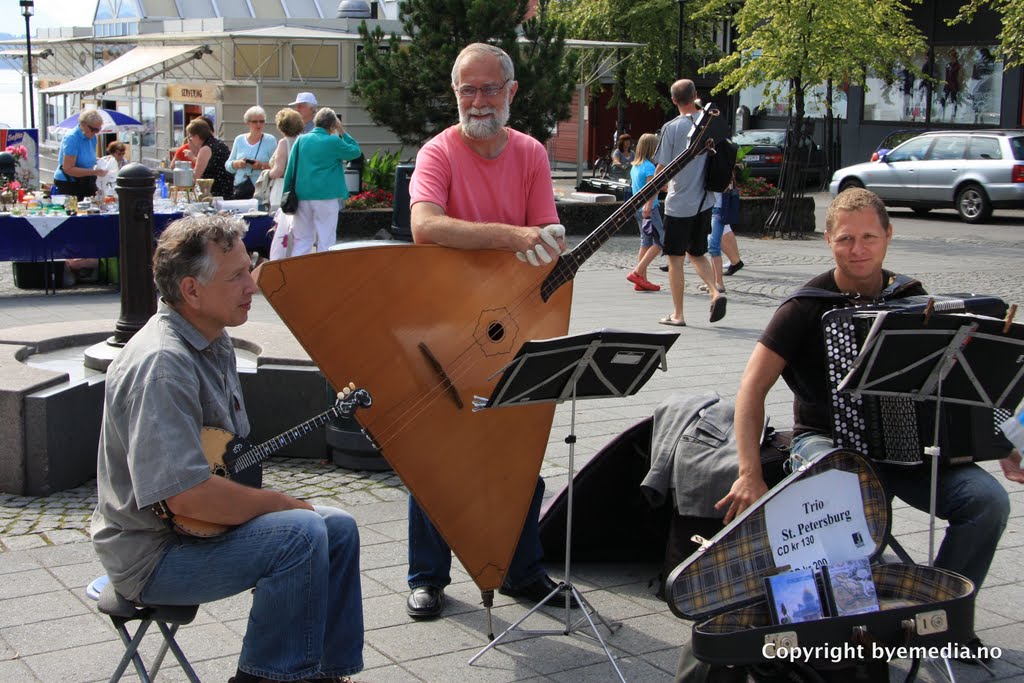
[715,473,768,525]
[516,224,566,267]
[1000,449,1024,484]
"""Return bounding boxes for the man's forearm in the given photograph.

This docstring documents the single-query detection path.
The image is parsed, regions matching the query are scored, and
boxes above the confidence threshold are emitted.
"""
[734,389,767,482]
[165,476,311,525]
[412,213,534,251]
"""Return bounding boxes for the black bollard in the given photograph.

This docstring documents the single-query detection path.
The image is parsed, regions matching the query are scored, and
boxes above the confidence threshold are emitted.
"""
[109,163,158,347]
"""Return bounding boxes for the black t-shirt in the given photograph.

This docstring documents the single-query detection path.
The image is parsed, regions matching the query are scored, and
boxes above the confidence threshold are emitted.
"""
[759,270,927,435]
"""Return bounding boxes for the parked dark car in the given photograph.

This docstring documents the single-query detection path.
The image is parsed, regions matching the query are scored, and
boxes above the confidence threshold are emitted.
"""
[871,130,929,162]
[732,129,826,185]
[830,130,1024,223]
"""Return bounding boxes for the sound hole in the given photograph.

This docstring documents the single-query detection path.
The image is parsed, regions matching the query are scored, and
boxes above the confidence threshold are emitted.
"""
[487,321,505,343]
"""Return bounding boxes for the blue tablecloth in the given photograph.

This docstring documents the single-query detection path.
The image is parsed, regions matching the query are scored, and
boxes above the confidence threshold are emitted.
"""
[0,213,275,262]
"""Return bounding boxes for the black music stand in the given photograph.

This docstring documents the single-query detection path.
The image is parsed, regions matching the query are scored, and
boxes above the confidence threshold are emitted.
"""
[837,310,1024,568]
[467,329,680,682]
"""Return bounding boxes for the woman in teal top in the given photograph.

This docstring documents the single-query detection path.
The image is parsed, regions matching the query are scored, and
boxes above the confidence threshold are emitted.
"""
[281,107,361,256]
[225,106,275,199]
[54,109,108,199]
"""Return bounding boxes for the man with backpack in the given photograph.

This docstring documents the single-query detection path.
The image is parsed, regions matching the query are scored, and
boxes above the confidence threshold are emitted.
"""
[645,79,727,327]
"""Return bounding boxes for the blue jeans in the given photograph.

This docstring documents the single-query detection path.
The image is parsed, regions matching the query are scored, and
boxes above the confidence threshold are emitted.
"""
[791,432,1008,589]
[408,477,546,591]
[141,507,363,681]
[708,204,725,257]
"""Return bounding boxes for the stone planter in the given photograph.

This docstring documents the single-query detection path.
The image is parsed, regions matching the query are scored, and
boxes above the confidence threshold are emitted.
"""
[734,196,815,234]
[338,208,393,240]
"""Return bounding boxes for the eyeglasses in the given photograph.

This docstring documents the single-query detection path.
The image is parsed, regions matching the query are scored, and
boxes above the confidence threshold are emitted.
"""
[86,124,102,133]
[247,119,266,124]
[455,80,510,99]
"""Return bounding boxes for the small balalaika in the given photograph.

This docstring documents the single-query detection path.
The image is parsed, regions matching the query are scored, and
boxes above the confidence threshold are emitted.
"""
[821,294,1019,465]
[154,384,373,537]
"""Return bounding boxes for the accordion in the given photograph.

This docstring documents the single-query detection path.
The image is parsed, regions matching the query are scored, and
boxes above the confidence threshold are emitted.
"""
[822,294,1019,465]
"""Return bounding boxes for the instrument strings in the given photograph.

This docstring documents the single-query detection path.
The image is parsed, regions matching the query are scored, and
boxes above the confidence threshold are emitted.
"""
[366,116,717,449]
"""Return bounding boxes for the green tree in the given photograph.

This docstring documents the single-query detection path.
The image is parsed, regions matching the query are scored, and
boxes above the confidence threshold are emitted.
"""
[950,0,1024,68]
[695,0,927,131]
[353,0,577,147]
[551,0,722,109]
[692,0,927,234]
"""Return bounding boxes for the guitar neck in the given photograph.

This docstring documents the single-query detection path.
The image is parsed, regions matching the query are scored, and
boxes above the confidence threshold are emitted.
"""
[540,106,718,302]
[232,405,344,473]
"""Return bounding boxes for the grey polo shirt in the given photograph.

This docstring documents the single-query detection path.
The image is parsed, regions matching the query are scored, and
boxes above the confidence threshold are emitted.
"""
[652,112,713,218]
[91,302,249,600]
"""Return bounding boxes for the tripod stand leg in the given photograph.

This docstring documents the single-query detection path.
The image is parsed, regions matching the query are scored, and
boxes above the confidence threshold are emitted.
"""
[566,583,627,682]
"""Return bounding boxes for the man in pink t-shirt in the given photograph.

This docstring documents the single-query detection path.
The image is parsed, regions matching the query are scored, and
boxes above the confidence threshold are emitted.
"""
[404,42,574,621]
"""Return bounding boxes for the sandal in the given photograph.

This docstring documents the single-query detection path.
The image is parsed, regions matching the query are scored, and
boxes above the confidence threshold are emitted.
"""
[709,295,728,323]
[658,316,687,327]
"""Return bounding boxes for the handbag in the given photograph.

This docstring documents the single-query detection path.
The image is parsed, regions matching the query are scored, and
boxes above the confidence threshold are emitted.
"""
[280,189,298,215]
[233,176,256,200]
[280,138,300,215]
[719,188,741,226]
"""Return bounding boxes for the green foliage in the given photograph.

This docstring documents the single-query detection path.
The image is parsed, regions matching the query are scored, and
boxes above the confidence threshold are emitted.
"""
[362,149,403,193]
[551,0,722,109]
[735,145,754,184]
[693,0,928,118]
[949,0,1023,69]
[353,0,577,146]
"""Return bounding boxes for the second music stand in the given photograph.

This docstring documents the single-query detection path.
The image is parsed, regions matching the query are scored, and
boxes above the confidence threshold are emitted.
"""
[837,309,1024,565]
[468,328,680,682]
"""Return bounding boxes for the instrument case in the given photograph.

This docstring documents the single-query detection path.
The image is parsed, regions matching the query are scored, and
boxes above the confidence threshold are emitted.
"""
[665,449,976,666]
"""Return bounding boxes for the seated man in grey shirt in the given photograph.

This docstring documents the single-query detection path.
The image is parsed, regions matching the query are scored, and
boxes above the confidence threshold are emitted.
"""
[91,214,364,683]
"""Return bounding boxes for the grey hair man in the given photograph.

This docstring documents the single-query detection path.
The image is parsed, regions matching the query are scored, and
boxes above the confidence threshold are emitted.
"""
[93,215,365,683]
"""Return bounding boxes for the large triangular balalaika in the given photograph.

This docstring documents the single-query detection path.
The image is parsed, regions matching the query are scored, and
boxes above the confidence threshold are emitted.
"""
[255,106,722,591]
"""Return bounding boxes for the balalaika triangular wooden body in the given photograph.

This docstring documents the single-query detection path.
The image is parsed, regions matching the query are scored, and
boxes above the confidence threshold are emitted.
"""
[256,105,722,591]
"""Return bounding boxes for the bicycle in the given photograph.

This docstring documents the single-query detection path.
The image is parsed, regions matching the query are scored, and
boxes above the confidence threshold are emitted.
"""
[592,146,612,178]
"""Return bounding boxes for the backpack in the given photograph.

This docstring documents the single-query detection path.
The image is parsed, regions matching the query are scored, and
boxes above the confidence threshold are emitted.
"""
[697,105,738,193]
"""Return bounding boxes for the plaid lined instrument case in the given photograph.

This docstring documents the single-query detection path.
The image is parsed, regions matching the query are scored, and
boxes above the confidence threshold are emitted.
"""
[665,449,975,666]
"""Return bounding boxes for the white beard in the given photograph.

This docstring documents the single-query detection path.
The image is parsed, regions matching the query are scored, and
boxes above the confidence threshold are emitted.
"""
[459,95,511,139]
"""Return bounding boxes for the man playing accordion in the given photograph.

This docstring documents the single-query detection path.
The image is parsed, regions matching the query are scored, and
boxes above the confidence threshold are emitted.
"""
[717,187,1023,660]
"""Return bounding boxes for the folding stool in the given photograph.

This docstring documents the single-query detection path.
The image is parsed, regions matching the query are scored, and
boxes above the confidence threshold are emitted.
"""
[86,575,201,683]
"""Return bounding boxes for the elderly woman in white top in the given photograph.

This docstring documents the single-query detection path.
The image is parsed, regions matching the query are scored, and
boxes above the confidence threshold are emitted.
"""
[225,105,275,200]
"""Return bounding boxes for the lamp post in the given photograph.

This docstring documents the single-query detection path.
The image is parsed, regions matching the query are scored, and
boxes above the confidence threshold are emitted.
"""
[20,0,34,129]
[676,0,684,80]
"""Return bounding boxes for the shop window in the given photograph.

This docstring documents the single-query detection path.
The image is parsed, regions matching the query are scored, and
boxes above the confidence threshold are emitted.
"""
[864,46,1002,125]
[234,44,281,79]
[292,44,340,80]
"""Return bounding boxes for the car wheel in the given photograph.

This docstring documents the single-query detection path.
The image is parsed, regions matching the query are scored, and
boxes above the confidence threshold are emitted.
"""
[838,178,863,194]
[911,207,931,216]
[955,184,991,223]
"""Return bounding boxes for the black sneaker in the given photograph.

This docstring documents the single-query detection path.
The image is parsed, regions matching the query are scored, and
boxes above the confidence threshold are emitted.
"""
[724,260,744,276]
[659,264,669,272]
